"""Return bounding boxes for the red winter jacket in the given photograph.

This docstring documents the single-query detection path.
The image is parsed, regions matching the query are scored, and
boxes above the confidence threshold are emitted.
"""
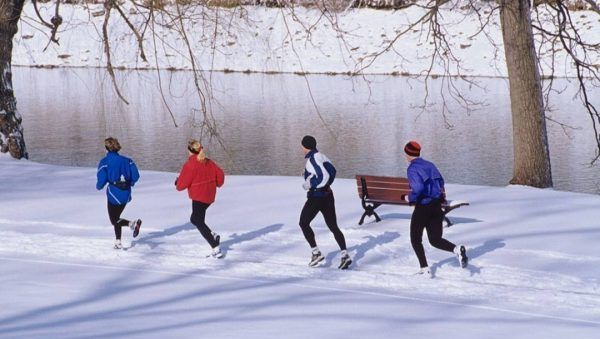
[176,155,225,204]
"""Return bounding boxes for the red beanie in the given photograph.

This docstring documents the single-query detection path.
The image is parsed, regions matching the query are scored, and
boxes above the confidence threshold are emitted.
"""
[404,141,421,157]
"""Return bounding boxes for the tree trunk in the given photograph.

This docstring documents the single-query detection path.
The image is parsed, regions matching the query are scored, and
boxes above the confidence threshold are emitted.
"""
[500,0,552,188]
[0,0,27,159]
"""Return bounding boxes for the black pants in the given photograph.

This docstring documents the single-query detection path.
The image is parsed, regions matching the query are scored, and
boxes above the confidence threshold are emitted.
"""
[108,202,130,240]
[299,191,347,250]
[410,200,456,268]
[191,201,218,248]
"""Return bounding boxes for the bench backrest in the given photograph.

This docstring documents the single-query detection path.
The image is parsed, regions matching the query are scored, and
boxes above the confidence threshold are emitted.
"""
[355,175,410,205]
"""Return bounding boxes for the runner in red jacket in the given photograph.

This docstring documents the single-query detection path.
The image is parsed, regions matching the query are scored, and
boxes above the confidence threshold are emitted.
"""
[176,140,225,258]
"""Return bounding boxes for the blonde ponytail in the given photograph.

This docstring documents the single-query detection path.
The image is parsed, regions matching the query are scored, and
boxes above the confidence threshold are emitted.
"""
[187,139,207,163]
[197,148,206,162]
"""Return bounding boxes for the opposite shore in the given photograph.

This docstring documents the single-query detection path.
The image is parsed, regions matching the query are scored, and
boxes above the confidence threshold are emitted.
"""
[13,3,599,77]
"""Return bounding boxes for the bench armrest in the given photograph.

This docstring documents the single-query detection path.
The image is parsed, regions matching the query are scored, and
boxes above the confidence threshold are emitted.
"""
[446,200,469,207]
[442,200,469,214]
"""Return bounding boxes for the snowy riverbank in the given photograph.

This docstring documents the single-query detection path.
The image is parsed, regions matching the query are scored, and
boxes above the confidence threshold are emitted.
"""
[1,155,599,337]
[13,3,599,77]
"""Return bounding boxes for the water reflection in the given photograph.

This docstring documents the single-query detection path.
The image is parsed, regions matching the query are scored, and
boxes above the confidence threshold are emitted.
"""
[13,67,600,193]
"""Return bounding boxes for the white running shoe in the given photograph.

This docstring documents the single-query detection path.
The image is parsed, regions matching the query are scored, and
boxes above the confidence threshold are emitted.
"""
[309,251,324,267]
[114,239,123,250]
[416,266,432,277]
[338,254,352,270]
[212,246,224,259]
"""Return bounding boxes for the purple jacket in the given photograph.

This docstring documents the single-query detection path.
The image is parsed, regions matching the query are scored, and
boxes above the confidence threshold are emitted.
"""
[407,157,445,205]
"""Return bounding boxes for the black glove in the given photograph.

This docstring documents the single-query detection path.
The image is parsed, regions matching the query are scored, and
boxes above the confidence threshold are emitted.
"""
[174,177,178,186]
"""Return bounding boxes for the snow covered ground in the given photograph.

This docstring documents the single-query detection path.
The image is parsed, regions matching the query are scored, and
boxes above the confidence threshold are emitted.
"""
[1,155,599,338]
[13,3,599,77]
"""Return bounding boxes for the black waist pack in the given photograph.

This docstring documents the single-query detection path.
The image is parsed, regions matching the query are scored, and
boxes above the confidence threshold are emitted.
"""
[111,181,131,190]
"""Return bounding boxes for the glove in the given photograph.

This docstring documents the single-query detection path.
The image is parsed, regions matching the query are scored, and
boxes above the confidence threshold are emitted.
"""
[302,181,311,190]
[174,177,178,186]
[401,194,409,202]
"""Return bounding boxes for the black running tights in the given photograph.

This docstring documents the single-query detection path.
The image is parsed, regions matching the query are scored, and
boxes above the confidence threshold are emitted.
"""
[410,200,456,268]
[108,202,130,240]
[191,201,218,248]
[299,192,347,250]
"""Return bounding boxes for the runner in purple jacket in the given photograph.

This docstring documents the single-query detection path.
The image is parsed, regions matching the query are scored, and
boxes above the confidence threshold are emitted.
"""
[402,141,468,276]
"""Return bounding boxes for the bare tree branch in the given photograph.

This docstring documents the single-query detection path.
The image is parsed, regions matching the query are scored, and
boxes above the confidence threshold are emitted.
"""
[32,0,62,51]
[102,0,129,105]
[113,1,148,62]
[542,0,600,163]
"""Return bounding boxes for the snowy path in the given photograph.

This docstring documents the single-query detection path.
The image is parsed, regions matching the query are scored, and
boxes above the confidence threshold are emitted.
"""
[0,254,598,339]
[1,157,600,337]
[1,219,600,323]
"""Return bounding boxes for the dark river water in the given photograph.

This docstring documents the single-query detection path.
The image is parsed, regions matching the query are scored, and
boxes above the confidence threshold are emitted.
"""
[12,67,600,193]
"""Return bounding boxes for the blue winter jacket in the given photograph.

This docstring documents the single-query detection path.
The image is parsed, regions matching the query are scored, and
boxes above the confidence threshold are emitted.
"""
[96,151,140,205]
[303,149,336,197]
[406,157,444,205]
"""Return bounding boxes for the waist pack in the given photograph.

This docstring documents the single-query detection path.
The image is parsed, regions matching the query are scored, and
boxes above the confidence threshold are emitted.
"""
[111,181,131,190]
[307,186,332,198]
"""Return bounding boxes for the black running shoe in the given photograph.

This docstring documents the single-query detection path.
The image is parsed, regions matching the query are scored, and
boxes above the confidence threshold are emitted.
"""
[133,219,142,238]
[458,245,468,268]
[338,254,352,270]
[309,251,324,267]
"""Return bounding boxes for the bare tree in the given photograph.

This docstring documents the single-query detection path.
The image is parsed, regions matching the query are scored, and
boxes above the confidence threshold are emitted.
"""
[0,0,27,159]
[500,0,552,187]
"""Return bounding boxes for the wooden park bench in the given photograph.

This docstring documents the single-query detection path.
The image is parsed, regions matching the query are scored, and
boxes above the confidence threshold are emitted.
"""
[355,174,469,226]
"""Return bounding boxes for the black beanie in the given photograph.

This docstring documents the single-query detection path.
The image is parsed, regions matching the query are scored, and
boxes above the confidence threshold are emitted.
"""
[301,135,317,150]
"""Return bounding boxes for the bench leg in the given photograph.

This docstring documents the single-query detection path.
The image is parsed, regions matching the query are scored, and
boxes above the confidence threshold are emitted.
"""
[441,202,469,227]
[358,203,381,225]
[359,211,368,225]
[373,211,381,222]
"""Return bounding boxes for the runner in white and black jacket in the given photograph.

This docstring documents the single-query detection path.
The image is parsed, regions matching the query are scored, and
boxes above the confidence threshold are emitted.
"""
[299,135,352,269]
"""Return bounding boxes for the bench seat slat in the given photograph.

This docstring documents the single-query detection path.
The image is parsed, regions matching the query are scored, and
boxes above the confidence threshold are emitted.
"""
[355,178,409,184]
[364,199,409,205]
[356,174,409,182]
[355,182,411,190]
[361,190,408,203]
[356,187,410,196]
[356,187,411,194]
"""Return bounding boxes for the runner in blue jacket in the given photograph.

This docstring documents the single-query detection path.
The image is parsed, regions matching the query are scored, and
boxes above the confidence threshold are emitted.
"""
[96,137,142,249]
[402,141,467,276]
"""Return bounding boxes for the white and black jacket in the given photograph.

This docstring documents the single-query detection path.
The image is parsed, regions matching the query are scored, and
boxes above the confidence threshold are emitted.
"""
[303,149,336,197]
